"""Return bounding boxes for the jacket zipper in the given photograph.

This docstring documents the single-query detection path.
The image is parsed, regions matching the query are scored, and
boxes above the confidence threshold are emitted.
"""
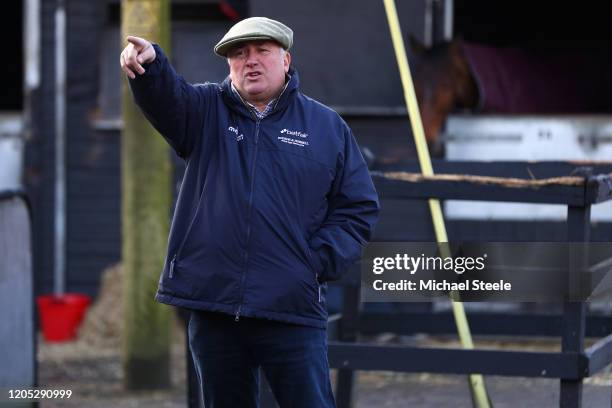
[235,117,261,321]
[228,84,290,320]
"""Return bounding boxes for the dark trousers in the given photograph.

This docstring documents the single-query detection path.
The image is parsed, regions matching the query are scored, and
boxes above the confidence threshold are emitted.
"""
[188,310,336,408]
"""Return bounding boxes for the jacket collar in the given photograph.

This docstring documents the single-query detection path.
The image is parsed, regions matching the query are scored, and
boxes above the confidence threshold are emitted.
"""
[221,66,299,119]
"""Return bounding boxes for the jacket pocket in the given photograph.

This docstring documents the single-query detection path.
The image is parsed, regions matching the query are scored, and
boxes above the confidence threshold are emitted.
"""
[306,245,323,303]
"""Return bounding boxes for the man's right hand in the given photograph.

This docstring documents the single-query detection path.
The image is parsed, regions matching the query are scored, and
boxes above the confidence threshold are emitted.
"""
[120,36,157,79]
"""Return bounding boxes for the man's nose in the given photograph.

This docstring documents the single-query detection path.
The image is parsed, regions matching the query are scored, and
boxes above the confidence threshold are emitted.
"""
[245,54,259,66]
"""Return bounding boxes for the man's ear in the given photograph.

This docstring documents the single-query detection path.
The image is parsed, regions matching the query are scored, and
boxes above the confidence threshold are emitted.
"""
[284,51,291,72]
[409,34,427,55]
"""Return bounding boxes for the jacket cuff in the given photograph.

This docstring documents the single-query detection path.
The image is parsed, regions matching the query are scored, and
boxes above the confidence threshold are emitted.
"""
[129,43,165,83]
[144,44,165,76]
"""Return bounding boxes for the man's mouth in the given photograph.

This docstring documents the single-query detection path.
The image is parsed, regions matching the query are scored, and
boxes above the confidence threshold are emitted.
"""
[246,71,262,79]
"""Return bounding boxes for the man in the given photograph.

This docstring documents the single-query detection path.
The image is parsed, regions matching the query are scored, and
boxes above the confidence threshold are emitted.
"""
[120,16,379,408]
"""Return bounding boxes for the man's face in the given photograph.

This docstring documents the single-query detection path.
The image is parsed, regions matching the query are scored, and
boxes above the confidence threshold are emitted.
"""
[227,40,291,104]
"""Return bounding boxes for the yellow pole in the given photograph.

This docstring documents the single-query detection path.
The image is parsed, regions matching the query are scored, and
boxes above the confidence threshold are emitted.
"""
[381,1,492,407]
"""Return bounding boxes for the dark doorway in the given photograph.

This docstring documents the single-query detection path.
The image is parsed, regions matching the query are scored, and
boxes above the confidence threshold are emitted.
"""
[0,0,23,110]
[454,1,612,51]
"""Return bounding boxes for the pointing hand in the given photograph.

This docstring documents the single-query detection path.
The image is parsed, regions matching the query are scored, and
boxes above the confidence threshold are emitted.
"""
[120,36,156,79]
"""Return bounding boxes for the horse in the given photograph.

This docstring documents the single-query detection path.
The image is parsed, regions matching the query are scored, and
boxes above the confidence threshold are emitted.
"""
[410,37,612,155]
[410,37,478,155]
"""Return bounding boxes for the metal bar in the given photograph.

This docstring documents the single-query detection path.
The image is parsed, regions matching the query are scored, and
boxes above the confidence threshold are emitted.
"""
[24,0,40,92]
[328,343,587,379]
[443,0,453,40]
[53,0,67,296]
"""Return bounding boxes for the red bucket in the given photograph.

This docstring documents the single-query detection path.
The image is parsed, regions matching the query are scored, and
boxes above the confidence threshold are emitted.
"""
[36,294,91,342]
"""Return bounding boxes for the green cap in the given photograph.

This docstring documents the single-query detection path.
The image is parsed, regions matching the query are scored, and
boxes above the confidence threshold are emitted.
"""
[214,17,293,57]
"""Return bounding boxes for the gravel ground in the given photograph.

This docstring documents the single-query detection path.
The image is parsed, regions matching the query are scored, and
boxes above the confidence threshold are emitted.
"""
[37,324,188,408]
[36,326,612,408]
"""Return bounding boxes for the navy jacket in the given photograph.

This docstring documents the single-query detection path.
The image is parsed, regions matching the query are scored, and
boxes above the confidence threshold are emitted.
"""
[129,45,379,328]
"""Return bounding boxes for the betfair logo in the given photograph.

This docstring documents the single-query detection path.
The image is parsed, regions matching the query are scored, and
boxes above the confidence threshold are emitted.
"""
[280,128,308,138]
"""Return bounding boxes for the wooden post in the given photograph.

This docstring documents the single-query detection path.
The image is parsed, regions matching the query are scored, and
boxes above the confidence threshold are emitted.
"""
[560,204,591,407]
[120,0,172,390]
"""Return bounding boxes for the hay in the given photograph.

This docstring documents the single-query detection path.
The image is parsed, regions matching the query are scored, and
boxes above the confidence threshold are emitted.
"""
[77,263,123,350]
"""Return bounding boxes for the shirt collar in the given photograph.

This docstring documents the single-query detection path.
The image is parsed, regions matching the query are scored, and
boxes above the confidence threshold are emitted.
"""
[230,74,292,119]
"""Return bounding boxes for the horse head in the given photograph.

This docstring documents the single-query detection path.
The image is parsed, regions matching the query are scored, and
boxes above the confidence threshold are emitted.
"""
[410,36,479,154]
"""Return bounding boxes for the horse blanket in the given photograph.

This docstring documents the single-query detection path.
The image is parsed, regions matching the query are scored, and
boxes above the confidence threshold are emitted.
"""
[461,41,612,113]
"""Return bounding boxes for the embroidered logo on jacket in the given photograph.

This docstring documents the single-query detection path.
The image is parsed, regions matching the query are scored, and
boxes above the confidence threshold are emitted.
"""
[278,128,309,147]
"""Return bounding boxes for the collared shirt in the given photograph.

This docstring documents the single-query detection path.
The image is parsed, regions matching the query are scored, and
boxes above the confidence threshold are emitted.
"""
[230,75,291,120]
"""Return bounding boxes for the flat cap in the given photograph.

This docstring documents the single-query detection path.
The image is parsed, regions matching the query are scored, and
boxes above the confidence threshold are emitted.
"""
[214,17,293,57]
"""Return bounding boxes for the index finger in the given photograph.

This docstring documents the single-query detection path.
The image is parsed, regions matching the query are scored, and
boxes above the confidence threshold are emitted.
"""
[126,35,147,48]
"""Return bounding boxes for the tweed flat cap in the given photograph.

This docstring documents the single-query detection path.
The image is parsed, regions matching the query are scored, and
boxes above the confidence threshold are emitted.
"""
[214,17,293,57]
